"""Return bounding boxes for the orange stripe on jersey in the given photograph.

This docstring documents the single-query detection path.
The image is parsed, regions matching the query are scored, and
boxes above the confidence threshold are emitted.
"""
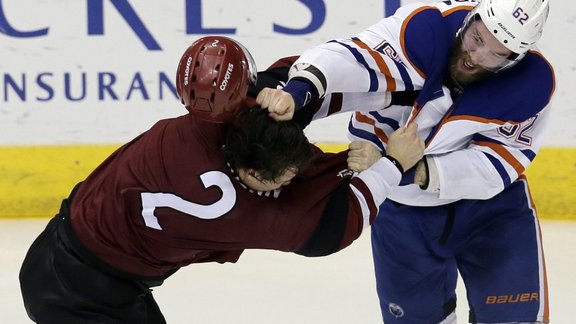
[418,105,456,148]
[441,5,474,17]
[446,115,509,126]
[354,112,389,143]
[399,6,433,79]
[400,5,473,78]
[541,229,550,323]
[351,38,397,91]
[474,141,525,176]
[423,114,513,149]
[403,5,473,123]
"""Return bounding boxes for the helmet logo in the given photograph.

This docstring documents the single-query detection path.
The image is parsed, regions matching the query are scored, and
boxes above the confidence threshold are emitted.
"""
[497,22,516,39]
[220,63,234,91]
[183,56,193,86]
[513,7,530,25]
[211,39,220,47]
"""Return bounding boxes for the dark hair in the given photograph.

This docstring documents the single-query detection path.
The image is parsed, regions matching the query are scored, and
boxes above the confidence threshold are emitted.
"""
[223,107,314,182]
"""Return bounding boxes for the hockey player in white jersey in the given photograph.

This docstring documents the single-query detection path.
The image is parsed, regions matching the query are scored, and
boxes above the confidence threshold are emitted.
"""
[257,0,554,323]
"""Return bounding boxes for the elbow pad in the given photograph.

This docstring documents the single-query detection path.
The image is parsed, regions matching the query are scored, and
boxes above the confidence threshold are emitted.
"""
[288,63,327,99]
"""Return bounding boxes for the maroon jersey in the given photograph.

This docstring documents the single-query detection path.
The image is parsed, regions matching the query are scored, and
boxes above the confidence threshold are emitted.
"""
[70,114,399,277]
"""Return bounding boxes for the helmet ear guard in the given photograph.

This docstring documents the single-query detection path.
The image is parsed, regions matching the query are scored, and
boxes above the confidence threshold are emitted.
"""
[176,36,258,123]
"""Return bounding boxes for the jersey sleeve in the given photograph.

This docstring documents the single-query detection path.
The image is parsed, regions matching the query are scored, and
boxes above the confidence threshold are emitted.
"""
[428,106,552,200]
[284,3,461,121]
[288,3,446,98]
[292,35,418,96]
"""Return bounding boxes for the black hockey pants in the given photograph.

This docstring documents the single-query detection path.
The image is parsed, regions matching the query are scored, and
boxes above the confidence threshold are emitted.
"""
[19,192,167,324]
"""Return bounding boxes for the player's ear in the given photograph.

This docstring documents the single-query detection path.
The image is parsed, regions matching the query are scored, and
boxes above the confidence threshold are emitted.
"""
[236,168,251,182]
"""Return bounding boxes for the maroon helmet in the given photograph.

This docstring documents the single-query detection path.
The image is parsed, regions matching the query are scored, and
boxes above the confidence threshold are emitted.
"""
[176,36,257,123]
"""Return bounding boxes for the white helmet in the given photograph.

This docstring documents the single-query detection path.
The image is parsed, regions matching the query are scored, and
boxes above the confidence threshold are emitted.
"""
[471,0,550,56]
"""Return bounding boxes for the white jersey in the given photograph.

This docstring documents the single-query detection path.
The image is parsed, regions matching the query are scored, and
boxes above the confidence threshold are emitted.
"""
[293,1,556,206]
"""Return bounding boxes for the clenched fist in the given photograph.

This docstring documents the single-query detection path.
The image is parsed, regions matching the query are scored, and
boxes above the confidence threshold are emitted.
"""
[347,141,382,172]
[386,123,425,172]
[256,88,296,121]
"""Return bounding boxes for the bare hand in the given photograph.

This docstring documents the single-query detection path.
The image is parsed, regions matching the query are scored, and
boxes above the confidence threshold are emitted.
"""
[347,141,382,172]
[414,159,428,187]
[256,87,296,121]
[386,123,425,171]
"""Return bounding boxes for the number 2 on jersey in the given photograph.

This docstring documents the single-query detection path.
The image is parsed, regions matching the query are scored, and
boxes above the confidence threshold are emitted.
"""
[140,171,237,230]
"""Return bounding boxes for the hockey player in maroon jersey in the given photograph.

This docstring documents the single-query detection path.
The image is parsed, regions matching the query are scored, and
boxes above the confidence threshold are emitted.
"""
[19,36,424,323]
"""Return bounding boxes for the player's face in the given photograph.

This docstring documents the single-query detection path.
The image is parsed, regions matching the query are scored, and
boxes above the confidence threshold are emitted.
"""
[449,19,512,87]
[238,168,298,191]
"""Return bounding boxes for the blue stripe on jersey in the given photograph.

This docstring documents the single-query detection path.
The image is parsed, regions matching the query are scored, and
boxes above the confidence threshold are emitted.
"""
[331,40,379,92]
[392,61,414,91]
[521,149,536,161]
[348,123,386,152]
[484,153,511,187]
[369,111,401,130]
[473,133,505,146]
[473,134,536,162]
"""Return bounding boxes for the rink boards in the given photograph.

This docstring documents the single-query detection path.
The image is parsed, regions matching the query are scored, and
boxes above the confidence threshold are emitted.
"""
[1,145,574,220]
